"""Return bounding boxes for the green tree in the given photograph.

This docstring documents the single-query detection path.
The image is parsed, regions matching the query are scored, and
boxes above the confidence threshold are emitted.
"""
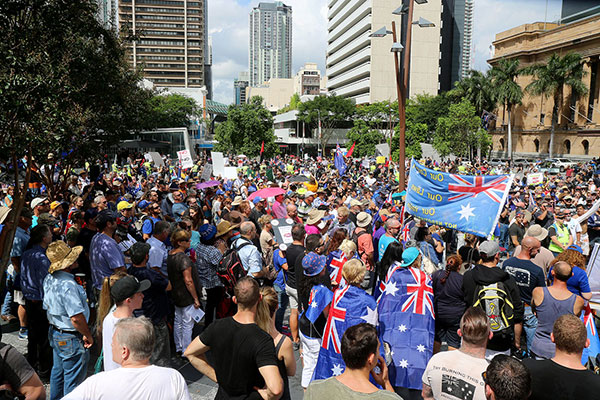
[433,100,481,158]
[297,94,355,152]
[346,101,395,157]
[214,96,278,157]
[147,93,198,128]
[489,58,524,160]
[392,121,428,161]
[0,0,150,274]
[523,53,588,158]
[346,120,385,157]
[405,93,451,137]
[277,93,301,114]
[448,70,496,116]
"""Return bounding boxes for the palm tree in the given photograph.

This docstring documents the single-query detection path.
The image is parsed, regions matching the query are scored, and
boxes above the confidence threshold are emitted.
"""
[449,70,496,116]
[489,58,524,161]
[523,53,588,158]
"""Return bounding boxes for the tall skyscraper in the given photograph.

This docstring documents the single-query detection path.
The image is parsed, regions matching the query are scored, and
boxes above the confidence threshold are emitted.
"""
[249,2,293,87]
[115,0,209,90]
[234,71,250,105]
[439,0,474,91]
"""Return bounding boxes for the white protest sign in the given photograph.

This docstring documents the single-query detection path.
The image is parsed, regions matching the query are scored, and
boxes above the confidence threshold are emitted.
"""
[177,150,194,169]
[211,152,225,177]
[527,172,544,186]
[200,164,213,181]
[223,166,238,180]
[146,152,164,168]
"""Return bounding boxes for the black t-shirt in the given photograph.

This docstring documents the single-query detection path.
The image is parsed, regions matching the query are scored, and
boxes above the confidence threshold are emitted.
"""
[0,343,35,392]
[523,358,600,400]
[508,223,525,250]
[199,317,278,400]
[128,266,169,324]
[501,257,545,305]
[285,244,304,289]
[431,270,466,325]
[166,252,202,307]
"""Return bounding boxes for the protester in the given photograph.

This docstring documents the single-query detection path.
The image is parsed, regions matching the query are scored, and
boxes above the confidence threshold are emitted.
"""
[547,245,593,300]
[0,342,46,400]
[513,224,554,274]
[195,224,224,327]
[89,209,126,296]
[484,354,531,400]
[285,223,306,345]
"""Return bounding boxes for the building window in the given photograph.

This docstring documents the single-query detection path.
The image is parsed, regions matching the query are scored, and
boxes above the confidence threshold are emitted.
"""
[582,140,590,155]
[588,61,598,121]
[564,139,571,154]
[499,138,505,151]
[534,139,540,153]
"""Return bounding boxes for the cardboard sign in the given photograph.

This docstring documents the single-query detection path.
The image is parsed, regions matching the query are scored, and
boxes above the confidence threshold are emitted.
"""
[177,150,194,169]
[376,156,386,164]
[211,152,225,177]
[223,166,238,180]
[200,164,213,181]
[145,152,164,167]
[527,172,544,186]
[271,218,295,245]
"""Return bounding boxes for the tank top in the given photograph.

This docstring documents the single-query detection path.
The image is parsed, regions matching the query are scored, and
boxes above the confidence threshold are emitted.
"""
[531,287,576,359]
[275,335,291,400]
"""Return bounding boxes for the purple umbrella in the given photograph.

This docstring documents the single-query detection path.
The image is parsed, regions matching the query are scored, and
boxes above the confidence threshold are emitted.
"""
[196,180,220,190]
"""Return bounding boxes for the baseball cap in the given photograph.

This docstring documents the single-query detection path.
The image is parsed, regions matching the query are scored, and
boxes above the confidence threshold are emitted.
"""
[117,201,134,212]
[50,201,62,211]
[95,209,118,224]
[137,200,150,210]
[198,224,217,243]
[110,276,151,303]
[31,197,47,209]
[567,244,583,254]
[479,241,500,257]
[252,196,264,205]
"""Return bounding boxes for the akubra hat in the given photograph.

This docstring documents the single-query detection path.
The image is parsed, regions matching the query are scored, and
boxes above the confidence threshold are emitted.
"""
[47,241,83,274]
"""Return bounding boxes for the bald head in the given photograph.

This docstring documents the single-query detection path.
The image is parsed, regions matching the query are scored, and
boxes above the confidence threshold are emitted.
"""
[240,221,256,237]
[385,218,401,235]
[553,261,573,282]
[521,237,540,250]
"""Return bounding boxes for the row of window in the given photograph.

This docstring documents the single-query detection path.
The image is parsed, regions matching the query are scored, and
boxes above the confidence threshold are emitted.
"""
[136,55,202,62]
[136,22,201,29]
[121,0,200,6]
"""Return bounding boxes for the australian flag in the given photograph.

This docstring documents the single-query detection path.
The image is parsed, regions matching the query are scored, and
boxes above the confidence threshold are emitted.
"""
[334,144,347,176]
[581,304,600,365]
[377,265,435,390]
[327,249,348,287]
[312,285,378,381]
[305,285,334,324]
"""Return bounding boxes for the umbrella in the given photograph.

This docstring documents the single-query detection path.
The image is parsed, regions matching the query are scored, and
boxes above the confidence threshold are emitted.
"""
[288,175,310,183]
[196,180,220,190]
[248,187,286,201]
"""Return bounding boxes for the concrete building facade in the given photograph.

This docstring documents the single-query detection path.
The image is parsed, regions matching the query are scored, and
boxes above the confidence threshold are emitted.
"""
[294,63,322,96]
[487,13,600,158]
[234,71,250,106]
[249,2,293,87]
[246,78,295,112]
[117,0,209,90]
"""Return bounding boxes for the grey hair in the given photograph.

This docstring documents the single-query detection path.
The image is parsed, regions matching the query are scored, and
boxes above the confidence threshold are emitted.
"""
[94,195,106,204]
[240,221,255,235]
[153,220,171,236]
[114,316,155,361]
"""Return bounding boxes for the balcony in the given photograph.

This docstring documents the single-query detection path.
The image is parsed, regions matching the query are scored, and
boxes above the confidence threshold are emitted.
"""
[327,13,370,54]
[327,30,370,66]
[327,45,370,78]
[328,76,370,97]
[327,62,370,89]
[328,0,368,33]
[328,0,350,21]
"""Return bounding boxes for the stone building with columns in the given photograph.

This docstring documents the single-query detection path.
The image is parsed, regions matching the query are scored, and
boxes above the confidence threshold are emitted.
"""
[487,12,600,158]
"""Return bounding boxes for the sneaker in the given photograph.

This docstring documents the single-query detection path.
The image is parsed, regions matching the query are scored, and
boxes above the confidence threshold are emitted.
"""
[18,329,28,341]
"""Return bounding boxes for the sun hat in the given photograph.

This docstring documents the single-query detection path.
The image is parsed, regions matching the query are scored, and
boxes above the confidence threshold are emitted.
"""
[0,207,10,225]
[479,240,501,257]
[215,220,235,238]
[198,224,217,242]
[356,212,372,228]
[117,201,134,212]
[110,275,151,303]
[525,224,548,241]
[306,209,325,225]
[31,197,47,209]
[231,196,243,206]
[47,241,83,273]
[350,199,362,208]
[304,190,316,198]
[302,252,326,277]
[400,247,420,267]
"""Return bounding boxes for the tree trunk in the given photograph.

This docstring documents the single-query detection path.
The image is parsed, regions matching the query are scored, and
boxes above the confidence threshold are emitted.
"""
[549,93,560,158]
[507,105,513,160]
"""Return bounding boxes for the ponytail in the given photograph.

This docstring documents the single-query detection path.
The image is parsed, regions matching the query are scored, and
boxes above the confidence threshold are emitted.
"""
[440,254,462,285]
[255,286,278,334]
[95,271,128,332]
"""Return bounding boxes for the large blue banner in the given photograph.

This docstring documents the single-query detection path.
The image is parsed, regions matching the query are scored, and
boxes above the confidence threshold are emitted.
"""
[405,160,514,237]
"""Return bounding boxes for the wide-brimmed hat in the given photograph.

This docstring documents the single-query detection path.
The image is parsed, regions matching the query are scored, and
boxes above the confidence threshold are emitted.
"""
[349,199,362,208]
[0,207,10,225]
[215,220,235,238]
[47,241,83,273]
[231,196,243,206]
[306,209,325,225]
[525,224,548,241]
[356,212,372,228]
[302,252,326,277]
[400,247,420,267]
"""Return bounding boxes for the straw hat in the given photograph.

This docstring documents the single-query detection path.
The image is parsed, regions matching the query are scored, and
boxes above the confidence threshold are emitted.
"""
[306,209,325,225]
[231,196,243,206]
[47,241,83,274]
[215,220,235,238]
[0,207,10,225]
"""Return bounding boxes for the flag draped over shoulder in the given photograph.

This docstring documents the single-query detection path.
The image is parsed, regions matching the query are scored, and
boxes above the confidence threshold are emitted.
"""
[377,265,434,390]
[305,284,334,324]
[334,144,347,176]
[582,304,600,364]
[327,250,348,287]
[406,159,514,237]
[312,285,378,381]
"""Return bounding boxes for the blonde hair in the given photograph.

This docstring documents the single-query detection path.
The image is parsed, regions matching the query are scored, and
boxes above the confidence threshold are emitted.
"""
[170,228,191,249]
[258,214,273,229]
[337,206,350,217]
[342,259,366,286]
[96,271,128,332]
[338,239,357,259]
[255,286,278,334]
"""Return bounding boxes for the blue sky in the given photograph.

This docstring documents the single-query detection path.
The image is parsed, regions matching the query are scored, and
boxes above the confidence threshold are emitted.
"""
[208,0,563,104]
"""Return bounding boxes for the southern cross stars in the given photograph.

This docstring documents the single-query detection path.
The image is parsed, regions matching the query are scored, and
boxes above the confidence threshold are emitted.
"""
[331,364,344,376]
[458,203,475,221]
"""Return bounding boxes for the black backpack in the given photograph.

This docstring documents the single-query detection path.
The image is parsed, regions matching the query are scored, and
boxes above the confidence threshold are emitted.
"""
[216,240,252,291]
[472,280,515,334]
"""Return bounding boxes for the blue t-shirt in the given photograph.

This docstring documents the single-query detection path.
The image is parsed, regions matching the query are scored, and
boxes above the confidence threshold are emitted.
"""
[273,249,286,289]
[142,216,161,235]
[547,265,591,297]
[502,257,546,305]
[378,234,398,262]
[89,232,125,289]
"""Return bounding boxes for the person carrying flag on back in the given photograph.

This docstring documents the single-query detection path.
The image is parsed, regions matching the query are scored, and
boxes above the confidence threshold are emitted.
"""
[312,259,378,382]
[377,247,435,400]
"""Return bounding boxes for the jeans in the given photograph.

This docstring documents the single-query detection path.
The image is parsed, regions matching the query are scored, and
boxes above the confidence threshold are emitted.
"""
[499,223,510,252]
[174,304,195,353]
[1,270,14,316]
[49,327,89,400]
[523,305,538,353]
[274,283,289,332]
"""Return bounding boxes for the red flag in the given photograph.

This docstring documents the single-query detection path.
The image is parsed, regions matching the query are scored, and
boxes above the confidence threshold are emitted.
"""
[260,141,265,154]
[346,142,355,158]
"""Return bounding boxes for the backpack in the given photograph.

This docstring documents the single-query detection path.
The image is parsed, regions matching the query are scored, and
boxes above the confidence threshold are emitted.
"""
[216,239,252,291]
[351,229,369,259]
[472,280,515,333]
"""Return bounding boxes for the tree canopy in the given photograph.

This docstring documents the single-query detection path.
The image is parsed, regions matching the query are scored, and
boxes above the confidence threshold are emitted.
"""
[297,94,355,151]
[433,99,485,158]
[147,93,199,128]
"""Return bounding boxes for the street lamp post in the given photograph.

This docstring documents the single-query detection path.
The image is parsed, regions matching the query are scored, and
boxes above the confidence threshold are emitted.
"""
[371,0,434,192]
[316,109,322,157]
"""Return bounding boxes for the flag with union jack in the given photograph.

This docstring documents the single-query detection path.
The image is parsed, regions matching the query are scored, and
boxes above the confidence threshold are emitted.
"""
[312,285,378,381]
[581,304,600,364]
[406,160,514,237]
[327,249,348,287]
[377,265,435,389]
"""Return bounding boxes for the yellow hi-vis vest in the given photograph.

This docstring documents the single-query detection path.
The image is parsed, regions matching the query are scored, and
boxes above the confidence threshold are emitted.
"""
[549,223,570,253]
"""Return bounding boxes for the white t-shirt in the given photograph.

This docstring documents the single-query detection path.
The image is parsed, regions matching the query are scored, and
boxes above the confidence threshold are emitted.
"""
[63,365,190,400]
[422,350,488,400]
[567,219,582,241]
[102,312,120,372]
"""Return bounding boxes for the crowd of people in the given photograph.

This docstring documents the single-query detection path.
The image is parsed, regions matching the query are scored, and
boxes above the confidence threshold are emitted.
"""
[0,152,599,400]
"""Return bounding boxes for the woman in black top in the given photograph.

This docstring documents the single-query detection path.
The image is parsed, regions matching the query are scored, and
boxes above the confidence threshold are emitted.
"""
[431,254,467,353]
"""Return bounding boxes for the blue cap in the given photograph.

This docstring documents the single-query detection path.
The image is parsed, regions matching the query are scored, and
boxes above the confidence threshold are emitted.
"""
[567,244,583,254]
[198,224,217,243]
[252,196,264,205]
[137,200,150,210]
[302,252,326,277]
[216,189,225,195]
[400,247,420,267]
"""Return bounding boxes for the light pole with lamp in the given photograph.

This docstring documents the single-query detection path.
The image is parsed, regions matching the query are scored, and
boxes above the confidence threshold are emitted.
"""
[370,0,435,191]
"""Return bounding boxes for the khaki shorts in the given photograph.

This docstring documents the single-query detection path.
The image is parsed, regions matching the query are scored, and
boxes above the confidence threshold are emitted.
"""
[13,290,26,306]
[285,285,299,310]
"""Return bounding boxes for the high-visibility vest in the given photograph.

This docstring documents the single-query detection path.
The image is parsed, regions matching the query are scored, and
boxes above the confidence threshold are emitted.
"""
[549,223,570,253]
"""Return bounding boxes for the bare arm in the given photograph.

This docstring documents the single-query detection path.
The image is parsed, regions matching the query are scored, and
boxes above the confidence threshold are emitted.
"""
[574,296,585,315]
[256,365,283,400]
[19,373,46,400]
[511,235,520,247]
[581,291,592,301]
[182,268,200,308]
[513,322,523,350]
[422,383,434,400]
[280,337,296,377]
[70,313,93,348]
[184,337,217,382]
